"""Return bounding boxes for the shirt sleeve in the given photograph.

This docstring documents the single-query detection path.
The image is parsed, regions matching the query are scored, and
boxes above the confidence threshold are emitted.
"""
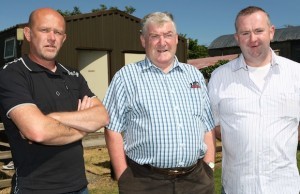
[199,73,215,131]
[77,72,95,98]
[103,71,128,133]
[0,65,35,117]
[207,72,220,126]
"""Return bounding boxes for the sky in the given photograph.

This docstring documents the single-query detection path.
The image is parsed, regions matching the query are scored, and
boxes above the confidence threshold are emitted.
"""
[1,0,299,46]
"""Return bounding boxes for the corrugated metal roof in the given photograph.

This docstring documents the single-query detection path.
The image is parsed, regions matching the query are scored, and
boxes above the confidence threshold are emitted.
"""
[188,54,238,69]
[0,23,27,33]
[274,26,300,41]
[209,26,300,49]
[64,9,141,24]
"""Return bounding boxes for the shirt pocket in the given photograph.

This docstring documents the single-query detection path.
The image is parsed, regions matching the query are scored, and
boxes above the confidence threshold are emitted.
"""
[188,88,204,116]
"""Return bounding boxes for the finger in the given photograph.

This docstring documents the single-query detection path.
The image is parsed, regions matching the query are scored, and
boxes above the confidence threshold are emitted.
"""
[86,97,92,108]
[78,99,82,111]
[80,96,89,110]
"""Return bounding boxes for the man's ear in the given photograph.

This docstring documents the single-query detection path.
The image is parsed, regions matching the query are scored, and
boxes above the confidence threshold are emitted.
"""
[62,33,67,44]
[140,35,146,48]
[234,33,240,46]
[23,27,31,42]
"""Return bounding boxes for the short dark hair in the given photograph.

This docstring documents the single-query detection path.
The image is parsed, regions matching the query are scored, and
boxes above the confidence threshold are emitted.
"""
[235,6,271,31]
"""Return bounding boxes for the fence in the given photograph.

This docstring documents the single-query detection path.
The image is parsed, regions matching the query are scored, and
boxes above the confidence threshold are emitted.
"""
[0,123,12,189]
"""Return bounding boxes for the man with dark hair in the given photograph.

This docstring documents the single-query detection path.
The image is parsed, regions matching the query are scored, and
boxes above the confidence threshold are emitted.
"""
[209,6,300,194]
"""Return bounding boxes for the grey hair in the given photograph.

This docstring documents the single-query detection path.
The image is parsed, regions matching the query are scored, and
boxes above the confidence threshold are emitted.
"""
[140,12,177,35]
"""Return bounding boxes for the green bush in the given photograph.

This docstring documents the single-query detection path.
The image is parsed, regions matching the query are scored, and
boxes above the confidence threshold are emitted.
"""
[200,60,229,80]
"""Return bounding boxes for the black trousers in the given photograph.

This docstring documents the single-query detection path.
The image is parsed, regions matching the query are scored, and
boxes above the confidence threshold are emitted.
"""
[118,158,214,194]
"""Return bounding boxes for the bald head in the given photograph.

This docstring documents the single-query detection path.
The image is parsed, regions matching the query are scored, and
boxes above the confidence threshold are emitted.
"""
[28,8,66,30]
[23,7,67,67]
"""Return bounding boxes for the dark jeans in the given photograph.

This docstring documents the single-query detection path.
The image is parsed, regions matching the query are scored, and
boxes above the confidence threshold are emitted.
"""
[118,158,214,194]
[11,186,88,194]
[65,187,88,194]
[221,186,226,194]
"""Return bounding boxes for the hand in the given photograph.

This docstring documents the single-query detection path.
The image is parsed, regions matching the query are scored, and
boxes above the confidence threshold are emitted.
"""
[78,96,93,111]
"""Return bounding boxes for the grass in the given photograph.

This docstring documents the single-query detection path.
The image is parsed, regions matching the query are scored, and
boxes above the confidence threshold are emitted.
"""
[0,145,299,194]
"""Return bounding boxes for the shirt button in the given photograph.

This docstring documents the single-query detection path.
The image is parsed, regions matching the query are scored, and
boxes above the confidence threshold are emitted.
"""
[177,123,183,129]
[178,162,184,167]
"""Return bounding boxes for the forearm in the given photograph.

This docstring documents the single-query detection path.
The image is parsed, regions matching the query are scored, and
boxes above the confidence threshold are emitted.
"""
[49,98,109,132]
[39,118,86,145]
[203,129,216,164]
[105,129,127,180]
[10,104,86,145]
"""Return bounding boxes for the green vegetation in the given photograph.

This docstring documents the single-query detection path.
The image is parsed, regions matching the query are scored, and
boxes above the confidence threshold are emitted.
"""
[1,148,299,194]
[201,59,229,80]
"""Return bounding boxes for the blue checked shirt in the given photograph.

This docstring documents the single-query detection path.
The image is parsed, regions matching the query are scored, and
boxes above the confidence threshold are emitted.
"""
[103,57,214,168]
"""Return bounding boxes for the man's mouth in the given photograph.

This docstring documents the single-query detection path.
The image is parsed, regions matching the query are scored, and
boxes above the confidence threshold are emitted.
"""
[157,49,167,53]
[45,45,56,49]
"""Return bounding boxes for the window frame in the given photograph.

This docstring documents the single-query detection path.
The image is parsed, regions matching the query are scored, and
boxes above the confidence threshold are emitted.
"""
[4,37,16,59]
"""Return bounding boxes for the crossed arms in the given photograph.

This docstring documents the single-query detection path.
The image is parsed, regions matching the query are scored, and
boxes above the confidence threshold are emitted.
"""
[9,96,109,145]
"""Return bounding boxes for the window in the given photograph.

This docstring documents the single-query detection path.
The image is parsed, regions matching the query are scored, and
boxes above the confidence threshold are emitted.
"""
[274,49,280,56]
[4,37,16,59]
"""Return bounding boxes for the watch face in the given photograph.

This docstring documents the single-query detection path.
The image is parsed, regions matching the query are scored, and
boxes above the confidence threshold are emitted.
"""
[208,162,215,169]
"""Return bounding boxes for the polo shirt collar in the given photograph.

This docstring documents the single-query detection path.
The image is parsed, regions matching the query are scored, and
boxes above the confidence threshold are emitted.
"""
[21,55,69,76]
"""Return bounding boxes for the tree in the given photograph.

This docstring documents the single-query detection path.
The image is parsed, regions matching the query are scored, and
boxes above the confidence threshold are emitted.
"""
[93,5,136,14]
[179,34,209,59]
[100,4,107,11]
[109,6,119,10]
[91,4,107,12]
[124,6,136,14]
[57,6,82,17]
[188,38,209,59]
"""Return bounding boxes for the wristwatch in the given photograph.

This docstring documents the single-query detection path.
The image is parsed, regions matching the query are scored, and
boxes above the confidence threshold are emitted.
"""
[207,162,215,169]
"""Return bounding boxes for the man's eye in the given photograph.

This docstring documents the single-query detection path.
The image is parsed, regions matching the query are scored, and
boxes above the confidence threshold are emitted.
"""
[255,29,264,34]
[41,29,49,33]
[54,31,63,35]
[241,32,250,36]
[150,35,159,39]
[165,34,173,38]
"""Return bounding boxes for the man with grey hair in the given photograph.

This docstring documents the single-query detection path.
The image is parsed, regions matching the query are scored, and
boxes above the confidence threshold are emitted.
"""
[104,12,215,194]
[209,6,300,194]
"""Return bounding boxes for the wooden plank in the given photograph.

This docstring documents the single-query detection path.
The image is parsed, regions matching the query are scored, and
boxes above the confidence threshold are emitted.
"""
[0,178,11,189]
[0,142,10,148]
[0,151,12,160]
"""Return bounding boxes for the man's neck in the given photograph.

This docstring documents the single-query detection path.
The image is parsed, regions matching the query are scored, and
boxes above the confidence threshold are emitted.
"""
[28,54,57,72]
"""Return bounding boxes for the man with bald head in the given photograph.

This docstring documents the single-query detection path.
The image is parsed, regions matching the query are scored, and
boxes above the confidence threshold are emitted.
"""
[0,8,109,193]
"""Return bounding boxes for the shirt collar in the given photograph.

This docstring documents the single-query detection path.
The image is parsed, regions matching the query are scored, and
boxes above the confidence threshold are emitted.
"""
[141,56,184,73]
[232,48,279,72]
[21,55,70,76]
